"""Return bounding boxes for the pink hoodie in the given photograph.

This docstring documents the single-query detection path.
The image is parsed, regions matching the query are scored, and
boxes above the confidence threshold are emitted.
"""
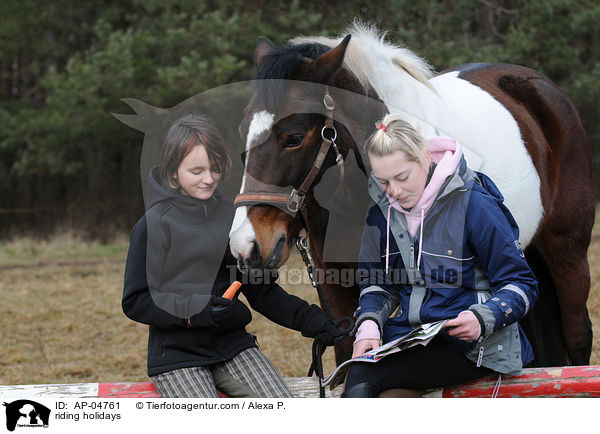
[356,137,463,346]
[384,137,463,273]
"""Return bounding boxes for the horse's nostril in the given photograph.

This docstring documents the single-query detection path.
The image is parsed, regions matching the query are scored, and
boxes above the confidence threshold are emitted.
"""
[236,257,249,273]
[275,236,286,255]
[248,241,262,268]
[266,236,286,269]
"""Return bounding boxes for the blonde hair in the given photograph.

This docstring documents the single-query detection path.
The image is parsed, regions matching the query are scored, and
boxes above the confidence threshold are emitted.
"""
[365,114,428,166]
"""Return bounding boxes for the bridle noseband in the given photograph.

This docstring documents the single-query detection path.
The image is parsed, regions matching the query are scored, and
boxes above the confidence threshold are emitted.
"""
[234,89,344,223]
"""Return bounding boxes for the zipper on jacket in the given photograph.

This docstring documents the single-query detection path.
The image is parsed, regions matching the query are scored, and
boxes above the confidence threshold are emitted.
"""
[476,337,485,367]
[410,242,415,269]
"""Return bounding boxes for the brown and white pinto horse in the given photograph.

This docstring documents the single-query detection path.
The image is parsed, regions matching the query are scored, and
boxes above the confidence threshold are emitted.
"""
[229,24,594,366]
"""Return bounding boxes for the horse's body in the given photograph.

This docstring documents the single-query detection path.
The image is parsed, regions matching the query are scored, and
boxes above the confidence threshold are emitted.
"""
[229,24,594,366]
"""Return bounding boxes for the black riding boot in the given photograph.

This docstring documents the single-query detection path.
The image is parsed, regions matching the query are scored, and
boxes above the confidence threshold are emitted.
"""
[341,382,377,398]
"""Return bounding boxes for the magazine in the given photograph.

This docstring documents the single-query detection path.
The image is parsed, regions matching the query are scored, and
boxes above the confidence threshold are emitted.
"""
[322,320,448,389]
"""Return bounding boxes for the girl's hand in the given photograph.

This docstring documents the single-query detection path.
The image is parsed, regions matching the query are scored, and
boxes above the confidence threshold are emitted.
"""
[352,339,380,358]
[445,311,481,342]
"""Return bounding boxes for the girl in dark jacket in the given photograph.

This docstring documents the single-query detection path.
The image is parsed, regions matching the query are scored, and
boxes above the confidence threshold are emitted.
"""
[123,114,343,398]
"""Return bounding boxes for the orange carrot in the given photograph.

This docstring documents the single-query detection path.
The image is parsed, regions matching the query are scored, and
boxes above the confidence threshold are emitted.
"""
[223,281,242,300]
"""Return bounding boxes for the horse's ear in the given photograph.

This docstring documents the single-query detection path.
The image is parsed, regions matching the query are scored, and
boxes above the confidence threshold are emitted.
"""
[255,37,276,68]
[312,34,351,84]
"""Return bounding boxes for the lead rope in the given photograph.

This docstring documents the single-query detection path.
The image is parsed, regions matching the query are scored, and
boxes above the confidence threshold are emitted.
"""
[296,235,354,398]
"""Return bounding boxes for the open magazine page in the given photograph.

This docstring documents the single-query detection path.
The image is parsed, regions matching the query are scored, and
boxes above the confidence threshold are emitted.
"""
[322,320,448,390]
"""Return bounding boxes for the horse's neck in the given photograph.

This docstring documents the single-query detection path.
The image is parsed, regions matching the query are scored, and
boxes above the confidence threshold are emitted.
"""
[362,68,458,138]
[306,151,370,267]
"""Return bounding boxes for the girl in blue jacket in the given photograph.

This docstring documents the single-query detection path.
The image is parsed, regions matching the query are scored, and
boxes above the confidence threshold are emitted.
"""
[123,114,344,398]
[344,115,538,397]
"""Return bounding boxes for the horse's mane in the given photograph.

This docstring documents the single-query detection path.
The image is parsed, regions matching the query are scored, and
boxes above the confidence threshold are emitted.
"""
[254,42,330,112]
[252,22,436,114]
[290,21,435,92]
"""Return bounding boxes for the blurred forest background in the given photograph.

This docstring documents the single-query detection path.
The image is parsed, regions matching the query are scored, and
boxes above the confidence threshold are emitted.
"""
[1,0,598,239]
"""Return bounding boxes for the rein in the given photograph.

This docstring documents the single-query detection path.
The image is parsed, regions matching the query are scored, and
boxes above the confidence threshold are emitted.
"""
[296,236,353,398]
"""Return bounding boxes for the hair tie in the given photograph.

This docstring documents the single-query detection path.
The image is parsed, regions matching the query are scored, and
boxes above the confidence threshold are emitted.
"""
[376,122,387,132]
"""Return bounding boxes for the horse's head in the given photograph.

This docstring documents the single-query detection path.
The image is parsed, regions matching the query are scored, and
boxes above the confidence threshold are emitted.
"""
[229,35,385,271]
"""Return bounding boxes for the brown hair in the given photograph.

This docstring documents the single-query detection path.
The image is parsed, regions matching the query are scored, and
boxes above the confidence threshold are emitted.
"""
[159,114,231,188]
[365,114,428,166]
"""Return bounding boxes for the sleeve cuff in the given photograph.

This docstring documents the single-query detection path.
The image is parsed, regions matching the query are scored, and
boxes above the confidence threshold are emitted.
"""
[469,308,486,338]
[468,303,496,337]
[351,312,383,336]
[354,319,381,342]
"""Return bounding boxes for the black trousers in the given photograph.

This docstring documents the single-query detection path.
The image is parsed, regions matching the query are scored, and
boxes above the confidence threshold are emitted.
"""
[344,334,492,395]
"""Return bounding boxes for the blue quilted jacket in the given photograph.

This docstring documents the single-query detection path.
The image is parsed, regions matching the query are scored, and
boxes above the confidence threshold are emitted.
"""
[355,157,538,374]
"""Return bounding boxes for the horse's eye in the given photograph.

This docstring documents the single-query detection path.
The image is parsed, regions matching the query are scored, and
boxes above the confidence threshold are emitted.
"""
[281,134,304,148]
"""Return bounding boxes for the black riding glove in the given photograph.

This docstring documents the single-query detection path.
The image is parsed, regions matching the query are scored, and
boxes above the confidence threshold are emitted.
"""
[315,320,347,346]
[188,296,234,328]
[301,305,346,346]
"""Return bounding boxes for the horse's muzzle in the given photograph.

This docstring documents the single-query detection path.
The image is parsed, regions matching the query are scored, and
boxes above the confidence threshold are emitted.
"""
[236,240,262,272]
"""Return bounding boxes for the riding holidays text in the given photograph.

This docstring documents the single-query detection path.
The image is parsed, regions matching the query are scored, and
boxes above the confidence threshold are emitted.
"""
[54,411,121,422]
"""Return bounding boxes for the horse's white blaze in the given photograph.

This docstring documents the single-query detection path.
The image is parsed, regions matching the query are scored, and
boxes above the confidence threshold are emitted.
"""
[246,110,275,149]
[229,110,275,260]
[239,110,275,193]
[229,207,256,259]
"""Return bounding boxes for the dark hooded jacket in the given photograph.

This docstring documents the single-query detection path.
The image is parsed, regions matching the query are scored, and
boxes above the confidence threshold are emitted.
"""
[122,167,325,376]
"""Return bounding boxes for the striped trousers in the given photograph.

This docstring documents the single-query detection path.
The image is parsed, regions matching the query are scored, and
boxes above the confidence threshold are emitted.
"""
[151,347,293,398]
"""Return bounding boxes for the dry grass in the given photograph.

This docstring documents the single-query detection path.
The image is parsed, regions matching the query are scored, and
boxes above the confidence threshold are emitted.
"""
[0,232,129,265]
[1,211,599,386]
[0,237,334,385]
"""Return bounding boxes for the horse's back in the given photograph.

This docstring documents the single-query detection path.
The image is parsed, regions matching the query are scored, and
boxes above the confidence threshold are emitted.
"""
[442,62,589,166]
[427,64,546,246]
[440,62,593,225]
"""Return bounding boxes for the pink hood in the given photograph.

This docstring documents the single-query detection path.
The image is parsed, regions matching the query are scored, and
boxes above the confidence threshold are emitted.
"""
[383,137,463,273]
[356,137,464,346]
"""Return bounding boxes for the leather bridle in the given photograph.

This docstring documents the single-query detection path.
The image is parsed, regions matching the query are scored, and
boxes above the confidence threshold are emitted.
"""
[233,89,344,225]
